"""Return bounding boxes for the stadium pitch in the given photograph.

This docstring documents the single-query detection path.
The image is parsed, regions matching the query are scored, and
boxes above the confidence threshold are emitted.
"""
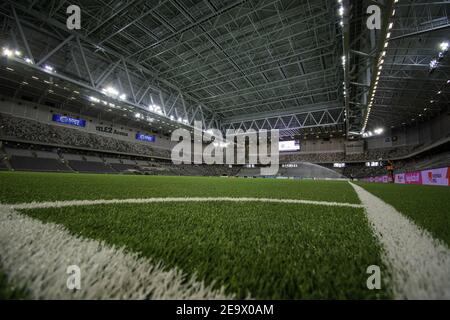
[0,172,449,300]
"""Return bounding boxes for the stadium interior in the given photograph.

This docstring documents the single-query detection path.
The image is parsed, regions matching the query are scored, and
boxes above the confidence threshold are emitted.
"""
[0,0,449,180]
[0,0,449,302]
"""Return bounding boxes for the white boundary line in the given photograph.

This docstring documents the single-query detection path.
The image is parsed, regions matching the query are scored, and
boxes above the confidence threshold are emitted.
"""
[6,197,364,210]
[350,182,450,299]
[0,205,233,300]
[0,196,361,299]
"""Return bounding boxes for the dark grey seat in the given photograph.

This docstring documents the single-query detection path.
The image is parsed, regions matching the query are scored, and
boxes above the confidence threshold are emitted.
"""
[10,156,71,172]
[0,160,8,170]
[110,163,140,172]
[68,160,116,173]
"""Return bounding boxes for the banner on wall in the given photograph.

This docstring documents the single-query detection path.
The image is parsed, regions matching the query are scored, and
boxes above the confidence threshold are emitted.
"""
[136,133,156,142]
[421,167,449,186]
[364,167,449,187]
[405,171,422,185]
[363,175,392,183]
[395,173,406,184]
[52,114,86,127]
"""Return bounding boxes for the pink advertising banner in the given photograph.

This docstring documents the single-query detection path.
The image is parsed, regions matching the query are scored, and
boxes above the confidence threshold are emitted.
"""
[404,171,422,185]
[395,173,406,184]
[364,167,450,187]
[363,175,392,183]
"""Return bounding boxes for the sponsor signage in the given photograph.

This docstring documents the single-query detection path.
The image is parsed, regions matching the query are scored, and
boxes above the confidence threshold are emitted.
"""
[96,126,129,137]
[136,133,156,142]
[52,114,86,127]
[279,140,300,152]
[395,173,406,184]
[364,176,389,183]
[405,171,422,185]
[365,167,449,187]
[421,167,449,186]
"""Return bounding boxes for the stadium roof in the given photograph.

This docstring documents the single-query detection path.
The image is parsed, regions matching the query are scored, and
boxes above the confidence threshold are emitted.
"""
[0,0,448,138]
[345,0,450,135]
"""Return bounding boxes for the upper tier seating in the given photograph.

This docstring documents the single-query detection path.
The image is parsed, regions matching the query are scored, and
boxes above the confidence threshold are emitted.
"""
[0,114,171,159]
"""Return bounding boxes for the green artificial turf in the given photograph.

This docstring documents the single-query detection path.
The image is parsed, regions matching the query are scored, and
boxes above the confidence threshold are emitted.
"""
[0,271,28,300]
[22,202,391,299]
[0,172,360,204]
[357,182,450,247]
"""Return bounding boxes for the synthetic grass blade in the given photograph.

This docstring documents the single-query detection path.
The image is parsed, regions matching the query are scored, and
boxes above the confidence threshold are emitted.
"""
[350,182,450,299]
[0,204,231,300]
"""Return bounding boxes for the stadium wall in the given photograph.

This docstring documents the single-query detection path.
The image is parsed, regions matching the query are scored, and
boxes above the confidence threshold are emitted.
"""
[365,114,450,150]
[298,138,345,153]
[2,97,449,161]
[0,97,175,151]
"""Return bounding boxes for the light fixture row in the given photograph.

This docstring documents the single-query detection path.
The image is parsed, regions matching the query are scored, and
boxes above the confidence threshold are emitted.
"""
[362,0,399,133]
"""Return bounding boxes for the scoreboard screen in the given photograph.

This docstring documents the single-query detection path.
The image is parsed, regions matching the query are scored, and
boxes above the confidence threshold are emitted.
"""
[279,140,300,152]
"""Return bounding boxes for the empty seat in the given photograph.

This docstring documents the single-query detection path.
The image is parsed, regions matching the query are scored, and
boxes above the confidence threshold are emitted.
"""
[68,160,115,173]
[62,153,84,161]
[123,159,138,165]
[34,150,60,159]
[0,160,8,170]
[84,155,103,162]
[104,157,122,164]
[110,163,140,172]
[10,156,71,172]
[4,147,34,157]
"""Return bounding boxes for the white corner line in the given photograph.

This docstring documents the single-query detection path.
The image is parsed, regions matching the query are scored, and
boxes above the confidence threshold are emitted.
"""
[0,205,233,300]
[4,197,365,210]
[349,182,450,300]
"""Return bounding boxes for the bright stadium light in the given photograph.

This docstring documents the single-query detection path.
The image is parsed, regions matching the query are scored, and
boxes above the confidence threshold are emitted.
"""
[2,48,13,57]
[44,65,54,72]
[149,104,162,114]
[430,59,438,69]
[104,87,119,96]
[440,41,449,52]
[374,128,384,135]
